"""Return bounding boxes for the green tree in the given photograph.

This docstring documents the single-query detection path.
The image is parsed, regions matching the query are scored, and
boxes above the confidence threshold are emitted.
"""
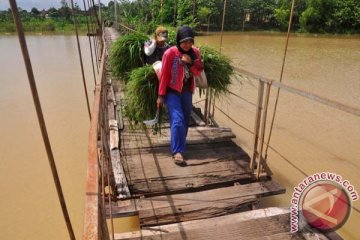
[60,0,71,19]
[198,6,212,29]
[31,7,40,16]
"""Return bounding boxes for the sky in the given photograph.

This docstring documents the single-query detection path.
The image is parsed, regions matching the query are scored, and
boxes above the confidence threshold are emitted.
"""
[0,0,111,11]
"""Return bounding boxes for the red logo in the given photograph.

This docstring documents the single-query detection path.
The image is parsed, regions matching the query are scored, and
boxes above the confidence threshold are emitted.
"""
[301,182,350,231]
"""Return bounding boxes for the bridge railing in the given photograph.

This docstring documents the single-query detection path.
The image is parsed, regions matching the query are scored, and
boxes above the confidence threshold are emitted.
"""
[229,66,360,180]
[83,31,111,240]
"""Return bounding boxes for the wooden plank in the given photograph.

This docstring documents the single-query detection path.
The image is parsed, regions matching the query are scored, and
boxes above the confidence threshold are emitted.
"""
[113,208,317,240]
[115,88,124,130]
[191,110,205,126]
[111,180,285,225]
[121,127,236,149]
[122,142,251,195]
[110,149,131,198]
[109,120,119,150]
[107,85,115,120]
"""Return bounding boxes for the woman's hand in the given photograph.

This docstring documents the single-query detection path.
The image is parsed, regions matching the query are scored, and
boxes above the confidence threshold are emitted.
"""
[157,96,164,108]
[181,54,192,64]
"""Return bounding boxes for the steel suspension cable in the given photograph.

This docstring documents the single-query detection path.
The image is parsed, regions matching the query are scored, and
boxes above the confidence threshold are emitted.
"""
[211,0,227,120]
[92,0,103,52]
[8,0,75,239]
[83,0,97,84]
[114,0,118,26]
[264,0,296,160]
[88,0,100,73]
[70,0,92,120]
[91,0,101,27]
[88,0,101,65]
[98,0,102,24]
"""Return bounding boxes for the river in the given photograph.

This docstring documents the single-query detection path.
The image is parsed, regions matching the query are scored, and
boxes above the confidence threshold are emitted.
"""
[0,35,94,240]
[0,33,359,239]
[196,32,360,240]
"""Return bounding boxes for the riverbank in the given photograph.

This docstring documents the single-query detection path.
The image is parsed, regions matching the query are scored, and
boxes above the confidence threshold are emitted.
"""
[2,29,360,39]
[0,22,88,34]
[197,30,360,39]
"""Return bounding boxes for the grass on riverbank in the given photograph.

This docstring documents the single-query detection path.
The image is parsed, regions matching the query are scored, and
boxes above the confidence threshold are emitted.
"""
[0,20,89,34]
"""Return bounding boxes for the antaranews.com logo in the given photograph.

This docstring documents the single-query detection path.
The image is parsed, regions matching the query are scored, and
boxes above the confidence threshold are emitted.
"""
[290,172,358,233]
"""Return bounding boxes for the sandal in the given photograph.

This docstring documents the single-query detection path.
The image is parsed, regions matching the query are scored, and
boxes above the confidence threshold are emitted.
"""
[173,153,186,166]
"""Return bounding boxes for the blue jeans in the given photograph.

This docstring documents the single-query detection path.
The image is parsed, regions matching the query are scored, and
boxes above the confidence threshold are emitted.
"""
[165,92,192,155]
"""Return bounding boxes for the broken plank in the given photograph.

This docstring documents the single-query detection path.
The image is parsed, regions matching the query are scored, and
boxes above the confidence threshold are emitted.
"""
[111,180,285,225]
[113,208,309,240]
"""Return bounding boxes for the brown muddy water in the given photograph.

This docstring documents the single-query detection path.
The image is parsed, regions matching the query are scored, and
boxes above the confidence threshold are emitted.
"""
[0,32,359,239]
[0,35,94,240]
[196,32,360,239]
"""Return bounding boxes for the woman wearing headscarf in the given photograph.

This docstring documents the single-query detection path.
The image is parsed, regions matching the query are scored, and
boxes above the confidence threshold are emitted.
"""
[144,26,170,64]
[157,26,203,165]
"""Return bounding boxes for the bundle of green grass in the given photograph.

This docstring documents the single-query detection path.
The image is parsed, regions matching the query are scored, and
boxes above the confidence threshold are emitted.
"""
[123,45,233,131]
[123,65,159,125]
[199,45,234,97]
[109,33,149,78]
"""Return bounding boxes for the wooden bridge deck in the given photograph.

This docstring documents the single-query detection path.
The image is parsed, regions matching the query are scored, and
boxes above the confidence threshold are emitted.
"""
[104,27,341,240]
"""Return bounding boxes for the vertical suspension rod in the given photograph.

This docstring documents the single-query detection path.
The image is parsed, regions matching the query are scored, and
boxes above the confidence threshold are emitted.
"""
[264,0,296,160]
[70,0,92,120]
[211,0,227,119]
[256,82,272,180]
[88,0,100,73]
[83,0,97,84]
[8,1,75,239]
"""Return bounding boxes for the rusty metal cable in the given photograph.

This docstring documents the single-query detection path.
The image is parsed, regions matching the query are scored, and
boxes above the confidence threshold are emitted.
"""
[219,0,227,54]
[91,0,101,27]
[264,0,295,160]
[83,0,97,84]
[211,0,227,119]
[70,0,92,120]
[8,0,76,239]
[88,0,100,73]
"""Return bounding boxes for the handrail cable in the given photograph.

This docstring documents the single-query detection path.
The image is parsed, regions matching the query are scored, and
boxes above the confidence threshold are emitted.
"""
[83,0,97,84]
[118,23,141,34]
[232,66,360,117]
[263,0,295,161]
[228,90,257,106]
[215,101,360,214]
[70,0,92,120]
[8,0,76,239]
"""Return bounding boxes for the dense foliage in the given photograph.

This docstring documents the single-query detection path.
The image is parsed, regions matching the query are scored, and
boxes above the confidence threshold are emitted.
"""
[199,45,233,97]
[111,0,360,34]
[109,33,148,78]
[0,1,93,32]
[1,0,359,34]
[123,65,160,130]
